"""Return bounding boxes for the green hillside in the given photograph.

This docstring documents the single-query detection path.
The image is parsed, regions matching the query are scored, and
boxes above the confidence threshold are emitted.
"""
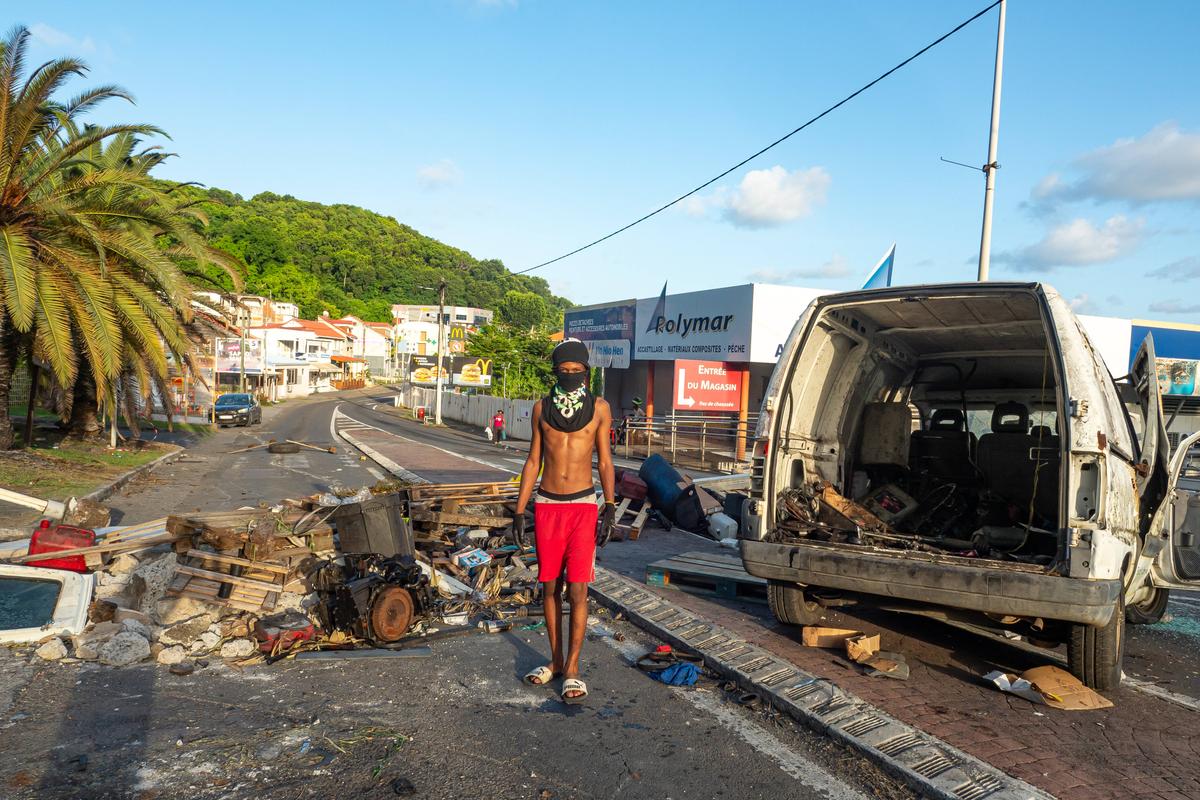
[184,186,568,321]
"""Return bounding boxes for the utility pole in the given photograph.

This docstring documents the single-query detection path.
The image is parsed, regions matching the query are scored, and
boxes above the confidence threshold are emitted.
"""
[976,0,1007,282]
[239,320,247,393]
[434,279,447,425]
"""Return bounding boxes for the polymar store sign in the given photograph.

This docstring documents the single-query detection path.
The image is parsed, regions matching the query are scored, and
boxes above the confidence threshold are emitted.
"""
[634,284,752,362]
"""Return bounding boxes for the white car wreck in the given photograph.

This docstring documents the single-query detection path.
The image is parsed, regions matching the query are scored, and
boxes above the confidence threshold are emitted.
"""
[740,282,1200,691]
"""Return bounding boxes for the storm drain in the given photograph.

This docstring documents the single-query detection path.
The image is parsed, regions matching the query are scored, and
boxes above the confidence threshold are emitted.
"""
[590,568,1052,800]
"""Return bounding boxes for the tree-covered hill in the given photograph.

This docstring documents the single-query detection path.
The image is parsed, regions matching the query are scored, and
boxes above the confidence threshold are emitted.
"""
[185,187,569,321]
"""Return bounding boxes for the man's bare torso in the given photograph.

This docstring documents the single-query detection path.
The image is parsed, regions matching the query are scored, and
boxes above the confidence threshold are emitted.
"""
[534,397,611,494]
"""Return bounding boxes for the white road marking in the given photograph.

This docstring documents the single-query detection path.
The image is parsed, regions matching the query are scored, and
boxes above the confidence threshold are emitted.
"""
[594,621,868,800]
[1122,676,1200,713]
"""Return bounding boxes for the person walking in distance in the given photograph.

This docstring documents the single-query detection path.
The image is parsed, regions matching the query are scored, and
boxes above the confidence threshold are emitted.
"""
[514,339,615,703]
[492,409,505,446]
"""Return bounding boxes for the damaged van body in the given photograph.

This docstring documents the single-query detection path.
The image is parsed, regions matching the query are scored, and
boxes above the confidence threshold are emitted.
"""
[740,282,1200,691]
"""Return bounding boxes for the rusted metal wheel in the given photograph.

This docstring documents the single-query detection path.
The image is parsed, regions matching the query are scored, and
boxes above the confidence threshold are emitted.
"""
[369,586,414,642]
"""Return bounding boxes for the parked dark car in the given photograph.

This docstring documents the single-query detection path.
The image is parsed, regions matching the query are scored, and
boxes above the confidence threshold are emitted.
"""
[214,393,262,427]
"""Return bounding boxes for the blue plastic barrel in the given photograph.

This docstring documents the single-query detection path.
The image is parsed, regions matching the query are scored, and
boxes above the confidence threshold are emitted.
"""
[638,453,686,511]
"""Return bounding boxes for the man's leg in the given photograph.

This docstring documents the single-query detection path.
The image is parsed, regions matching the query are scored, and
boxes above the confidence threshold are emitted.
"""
[562,581,589,697]
[541,578,566,676]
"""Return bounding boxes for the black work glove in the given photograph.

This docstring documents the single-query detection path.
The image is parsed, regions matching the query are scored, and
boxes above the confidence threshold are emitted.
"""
[597,502,616,548]
[512,512,528,550]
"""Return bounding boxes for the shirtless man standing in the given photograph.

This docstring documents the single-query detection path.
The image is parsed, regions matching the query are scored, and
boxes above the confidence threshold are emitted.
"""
[514,339,615,704]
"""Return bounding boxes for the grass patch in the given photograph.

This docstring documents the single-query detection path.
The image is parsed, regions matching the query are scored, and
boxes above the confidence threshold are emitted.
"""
[0,435,174,504]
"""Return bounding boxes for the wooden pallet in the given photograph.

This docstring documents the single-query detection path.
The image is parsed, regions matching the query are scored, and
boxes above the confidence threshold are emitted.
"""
[167,548,290,613]
[646,551,767,604]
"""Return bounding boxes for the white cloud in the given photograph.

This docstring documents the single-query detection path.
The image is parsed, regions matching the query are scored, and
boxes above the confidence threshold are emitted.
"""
[1034,123,1200,205]
[1068,293,1099,314]
[29,23,96,53]
[748,255,850,284]
[996,215,1144,272]
[685,165,830,228]
[1149,299,1200,315]
[416,159,462,189]
[1147,255,1200,279]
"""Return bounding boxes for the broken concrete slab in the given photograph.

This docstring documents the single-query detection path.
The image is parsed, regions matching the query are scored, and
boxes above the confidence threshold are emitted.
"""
[106,553,141,576]
[113,607,152,626]
[153,595,221,626]
[156,645,187,665]
[35,638,67,661]
[219,639,256,659]
[159,615,216,646]
[120,618,156,642]
[97,631,151,666]
[130,551,178,615]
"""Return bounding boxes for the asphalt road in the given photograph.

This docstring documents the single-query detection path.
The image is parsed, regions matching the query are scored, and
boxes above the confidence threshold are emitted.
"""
[0,389,914,800]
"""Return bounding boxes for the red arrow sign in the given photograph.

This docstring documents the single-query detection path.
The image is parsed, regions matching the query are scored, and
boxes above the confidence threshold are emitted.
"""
[672,359,743,412]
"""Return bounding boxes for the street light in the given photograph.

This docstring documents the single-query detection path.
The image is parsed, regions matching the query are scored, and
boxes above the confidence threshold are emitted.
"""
[419,280,448,425]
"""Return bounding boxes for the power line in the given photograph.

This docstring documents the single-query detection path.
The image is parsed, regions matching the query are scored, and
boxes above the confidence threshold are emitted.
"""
[516,0,1002,275]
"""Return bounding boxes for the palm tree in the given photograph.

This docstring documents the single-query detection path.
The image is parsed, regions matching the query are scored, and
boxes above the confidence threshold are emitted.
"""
[55,128,242,437]
[0,26,239,445]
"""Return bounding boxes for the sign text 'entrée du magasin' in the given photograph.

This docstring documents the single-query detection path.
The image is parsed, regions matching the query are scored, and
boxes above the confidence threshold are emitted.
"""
[673,359,744,411]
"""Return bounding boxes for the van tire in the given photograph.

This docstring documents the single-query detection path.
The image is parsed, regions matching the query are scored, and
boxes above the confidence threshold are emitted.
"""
[1125,587,1170,625]
[1067,594,1124,692]
[268,442,301,455]
[767,580,823,626]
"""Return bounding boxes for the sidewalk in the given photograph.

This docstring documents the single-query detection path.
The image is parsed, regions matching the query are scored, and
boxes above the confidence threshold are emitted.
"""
[597,530,1200,800]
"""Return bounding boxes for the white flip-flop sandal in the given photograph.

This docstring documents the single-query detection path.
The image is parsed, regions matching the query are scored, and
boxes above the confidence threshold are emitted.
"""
[562,677,588,704]
[524,665,557,686]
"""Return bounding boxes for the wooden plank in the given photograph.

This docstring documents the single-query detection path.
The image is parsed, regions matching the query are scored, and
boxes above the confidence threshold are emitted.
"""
[411,511,512,528]
[185,549,289,574]
[628,505,650,541]
[174,564,284,593]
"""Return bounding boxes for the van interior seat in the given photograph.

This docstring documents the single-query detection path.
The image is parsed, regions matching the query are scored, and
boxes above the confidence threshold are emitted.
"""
[909,408,976,483]
[978,402,1059,520]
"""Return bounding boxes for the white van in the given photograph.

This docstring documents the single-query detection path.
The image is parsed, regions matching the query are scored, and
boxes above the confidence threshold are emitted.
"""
[740,282,1200,690]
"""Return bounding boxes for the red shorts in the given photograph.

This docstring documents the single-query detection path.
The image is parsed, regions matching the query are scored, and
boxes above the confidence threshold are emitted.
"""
[534,501,598,584]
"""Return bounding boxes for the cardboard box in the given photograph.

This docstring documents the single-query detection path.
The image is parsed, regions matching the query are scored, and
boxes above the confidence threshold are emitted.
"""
[802,626,861,648]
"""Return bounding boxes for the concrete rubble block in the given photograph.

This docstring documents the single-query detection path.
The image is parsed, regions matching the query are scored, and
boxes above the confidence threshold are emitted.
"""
[159,615,217,646]
[97,631,152,667]
[274,592,309,612]
[219,639,256,659]
[113,608,152,626]
[156,645,187,666]
[106,553,141,576]
[35,638,68,661]
[130,552,179,615]
[154,595,223,627]
[191,631,221,653]
[121,618,157,642]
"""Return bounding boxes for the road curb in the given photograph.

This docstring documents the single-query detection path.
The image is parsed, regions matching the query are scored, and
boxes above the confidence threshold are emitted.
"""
[589,568,1053,800]
[84,445,185,503]
[332,412,428,485]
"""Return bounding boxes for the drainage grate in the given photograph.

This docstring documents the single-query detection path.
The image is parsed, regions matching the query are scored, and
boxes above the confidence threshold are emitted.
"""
[782,681,824,701]
[842,715,889,738]
[678,624,710,640]
[877,733,926,758]
[811,696,856,718]
[665,615,695,631]
[758,668,794,687]
[954,774,1005,800]
[736,655,773,673]
[911,752,958,779]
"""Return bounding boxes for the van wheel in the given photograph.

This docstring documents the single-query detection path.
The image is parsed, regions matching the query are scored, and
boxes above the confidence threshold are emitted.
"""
[1067,594,1124,692]
[1126,587,1170,625]
[767,580,823,626]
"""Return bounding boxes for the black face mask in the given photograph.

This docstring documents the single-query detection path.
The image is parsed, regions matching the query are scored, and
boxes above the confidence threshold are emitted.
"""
[556,370,588,392]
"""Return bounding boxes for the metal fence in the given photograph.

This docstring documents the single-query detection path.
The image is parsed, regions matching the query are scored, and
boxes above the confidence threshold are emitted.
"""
[615,412,758,472]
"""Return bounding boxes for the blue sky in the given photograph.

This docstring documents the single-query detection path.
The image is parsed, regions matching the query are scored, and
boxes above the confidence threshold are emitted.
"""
[24,1,1200,317]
